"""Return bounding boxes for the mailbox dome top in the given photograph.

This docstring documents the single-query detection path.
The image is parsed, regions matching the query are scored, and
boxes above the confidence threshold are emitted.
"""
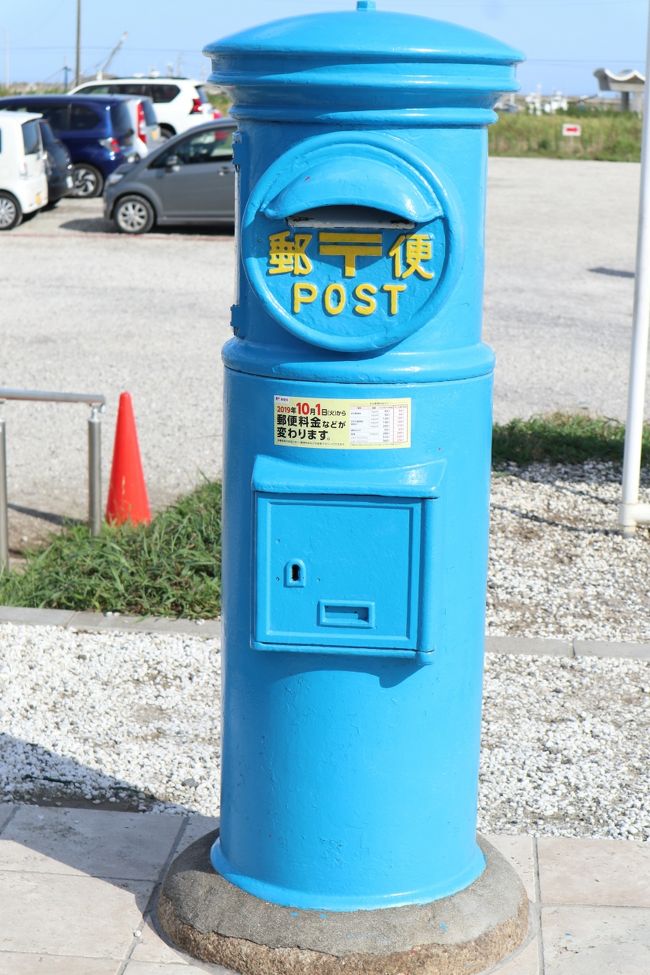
[206,10,521,65]
[204,10,523,125]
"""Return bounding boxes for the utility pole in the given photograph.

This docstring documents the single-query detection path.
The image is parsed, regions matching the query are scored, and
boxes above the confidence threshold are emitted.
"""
[74,0,81,86]
[63,58,70,91]
[3,31,9,89]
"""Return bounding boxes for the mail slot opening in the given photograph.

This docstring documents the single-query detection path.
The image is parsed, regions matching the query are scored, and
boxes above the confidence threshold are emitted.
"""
[318,600,375,628]
[288,205,415,231]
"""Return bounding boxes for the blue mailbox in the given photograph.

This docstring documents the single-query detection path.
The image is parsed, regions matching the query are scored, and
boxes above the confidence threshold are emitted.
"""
[205,2,522,915]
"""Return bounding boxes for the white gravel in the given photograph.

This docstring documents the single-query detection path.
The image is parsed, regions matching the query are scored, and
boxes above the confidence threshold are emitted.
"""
[480,654,649,842]
[488,462,650,643]
[0,460,648,838]
[0,622,647,842]
[0,627,221,817]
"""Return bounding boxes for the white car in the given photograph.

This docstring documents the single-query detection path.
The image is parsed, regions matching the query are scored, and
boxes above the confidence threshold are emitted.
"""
[69,78,218,139]
[0,110,48,229]
[119,95,161,158]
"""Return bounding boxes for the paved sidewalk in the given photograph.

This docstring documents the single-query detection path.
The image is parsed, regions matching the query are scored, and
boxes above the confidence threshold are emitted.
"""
[0,804,648,974]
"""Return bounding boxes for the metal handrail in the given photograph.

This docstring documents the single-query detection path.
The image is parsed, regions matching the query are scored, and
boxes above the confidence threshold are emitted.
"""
[0,388,107,572]
[0,388,105,407]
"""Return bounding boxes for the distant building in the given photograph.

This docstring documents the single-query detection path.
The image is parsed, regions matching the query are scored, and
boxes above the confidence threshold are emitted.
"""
[594,68,644,112]
[523,87,568,116]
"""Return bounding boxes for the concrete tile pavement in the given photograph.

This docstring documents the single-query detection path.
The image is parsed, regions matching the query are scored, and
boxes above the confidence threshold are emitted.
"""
[0,806,648,973]
[541,907,650,975]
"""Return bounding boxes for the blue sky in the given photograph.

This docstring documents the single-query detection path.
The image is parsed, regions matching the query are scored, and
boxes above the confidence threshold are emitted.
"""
[3,0,648,97]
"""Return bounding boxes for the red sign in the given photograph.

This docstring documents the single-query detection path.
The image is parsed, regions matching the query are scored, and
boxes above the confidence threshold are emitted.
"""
[562,123,582,138]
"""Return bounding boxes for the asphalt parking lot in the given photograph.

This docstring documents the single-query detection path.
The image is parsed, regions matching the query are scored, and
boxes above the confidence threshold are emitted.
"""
[1,157,647,546]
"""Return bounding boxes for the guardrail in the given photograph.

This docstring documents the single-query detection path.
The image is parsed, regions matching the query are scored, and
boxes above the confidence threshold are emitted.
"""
[0,388,106,572]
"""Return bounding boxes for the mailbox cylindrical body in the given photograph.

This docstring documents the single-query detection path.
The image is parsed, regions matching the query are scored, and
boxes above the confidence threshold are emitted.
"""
[206,7,521,912]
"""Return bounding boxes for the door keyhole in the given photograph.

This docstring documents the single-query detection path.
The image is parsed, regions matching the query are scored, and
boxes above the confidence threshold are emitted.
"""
[285,559,306,587]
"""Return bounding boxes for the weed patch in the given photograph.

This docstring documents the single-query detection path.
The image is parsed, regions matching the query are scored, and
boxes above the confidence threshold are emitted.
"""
[0,416,647,617]
[0,481,221,619]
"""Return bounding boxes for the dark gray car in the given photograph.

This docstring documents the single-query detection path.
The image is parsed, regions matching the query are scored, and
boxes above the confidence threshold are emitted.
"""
[104,119,235,233]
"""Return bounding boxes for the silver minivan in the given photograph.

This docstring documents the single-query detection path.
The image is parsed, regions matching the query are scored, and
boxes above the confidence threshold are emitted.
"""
[104,120,235,234]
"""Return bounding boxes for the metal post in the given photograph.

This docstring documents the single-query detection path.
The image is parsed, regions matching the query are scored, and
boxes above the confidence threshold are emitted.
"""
[620,2,650,534]
[74,0,81,88]
[0,415,8,572]
[88,406,102,536]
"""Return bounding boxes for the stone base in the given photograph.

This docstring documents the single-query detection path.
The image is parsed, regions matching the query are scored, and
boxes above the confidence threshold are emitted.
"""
[157,831,529,975]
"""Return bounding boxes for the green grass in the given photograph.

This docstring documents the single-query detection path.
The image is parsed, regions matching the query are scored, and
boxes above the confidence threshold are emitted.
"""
[489,113,642,162]
[206,103,641,161]
[492,412,650,466]
[0,414,647,618]
[208,92,232,117]
[0,481,221,619]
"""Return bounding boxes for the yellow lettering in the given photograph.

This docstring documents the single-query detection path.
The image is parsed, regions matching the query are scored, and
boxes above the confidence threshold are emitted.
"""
[323,283,347,316]
[388,233,434,280]
[269,231,313,275]
[319,232,382,278]
[293,282,318,313]
[353,282,377,316]
[382,283,407,315]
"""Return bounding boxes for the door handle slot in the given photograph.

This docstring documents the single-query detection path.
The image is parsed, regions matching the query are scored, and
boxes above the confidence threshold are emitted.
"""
[318,600,375,628]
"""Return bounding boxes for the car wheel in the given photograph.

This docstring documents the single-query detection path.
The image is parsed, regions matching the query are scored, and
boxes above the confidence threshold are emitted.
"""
[0,192,22,230]
[160,125,175,140]
[114,195,155,234]
[71,164,103,198]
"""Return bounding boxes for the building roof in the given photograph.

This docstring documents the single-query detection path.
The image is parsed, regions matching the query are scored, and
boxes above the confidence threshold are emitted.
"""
[594,68,645,92]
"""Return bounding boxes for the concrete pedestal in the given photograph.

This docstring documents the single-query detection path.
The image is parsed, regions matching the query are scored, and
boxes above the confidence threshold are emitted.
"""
[157,831,529,975]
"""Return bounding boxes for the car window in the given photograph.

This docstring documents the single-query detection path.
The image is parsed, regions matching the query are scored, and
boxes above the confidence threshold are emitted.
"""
[110,102,134,139]
[8,103,69,130]
[141,99,157,126]
[70,103,102,130]
[166,128,234,165]
[21,119,42,155]
[195,85,210,104]
[150,84,180,104]
[38,119,56,148]
[80,84,109,94]
[42,104,70,130]
[118,83,148,97]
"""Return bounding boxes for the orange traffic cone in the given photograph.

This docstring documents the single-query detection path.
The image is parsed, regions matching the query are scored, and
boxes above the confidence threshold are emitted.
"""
[105,392,151,525]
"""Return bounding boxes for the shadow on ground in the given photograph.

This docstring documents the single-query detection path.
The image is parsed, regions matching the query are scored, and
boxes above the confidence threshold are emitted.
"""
[0,733,219,918]
[589,266,635,279]
[60,217,235,238]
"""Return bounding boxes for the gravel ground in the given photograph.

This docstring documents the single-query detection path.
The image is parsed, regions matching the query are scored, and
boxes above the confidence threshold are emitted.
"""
[1,459,647,839]
[0,624,647,842]
[488,462,650,643]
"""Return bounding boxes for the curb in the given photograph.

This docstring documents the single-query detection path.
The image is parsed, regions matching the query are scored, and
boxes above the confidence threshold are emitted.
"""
[486,635,650,662]
[0,605,221,639]
[0,606,648,660]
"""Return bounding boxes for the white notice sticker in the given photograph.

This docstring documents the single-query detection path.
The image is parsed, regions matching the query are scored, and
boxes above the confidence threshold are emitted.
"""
[273,396,411,449]
[349,403,410,446]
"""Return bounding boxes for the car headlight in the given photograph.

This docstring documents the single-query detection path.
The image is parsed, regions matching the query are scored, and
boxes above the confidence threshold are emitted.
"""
[107,172,125,186]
